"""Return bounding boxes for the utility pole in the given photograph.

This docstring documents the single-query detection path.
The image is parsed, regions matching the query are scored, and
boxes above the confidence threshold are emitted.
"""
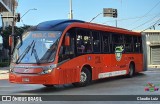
[69,0,73,19]
[11,0,15,53]
[116,19,117,27]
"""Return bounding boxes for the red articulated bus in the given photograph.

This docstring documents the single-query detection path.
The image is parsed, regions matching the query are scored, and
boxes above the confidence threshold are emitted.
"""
[9,19,145,87]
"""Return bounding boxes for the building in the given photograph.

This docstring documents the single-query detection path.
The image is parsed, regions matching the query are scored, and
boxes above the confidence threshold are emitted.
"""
[142,30,160,68]
[0,0,13,12]
[0,0,17,61]
[0,0,18,28]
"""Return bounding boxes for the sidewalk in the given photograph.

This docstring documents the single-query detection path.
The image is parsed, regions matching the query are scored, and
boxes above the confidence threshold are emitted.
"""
[0,67,9,80]
[147,67,160,71]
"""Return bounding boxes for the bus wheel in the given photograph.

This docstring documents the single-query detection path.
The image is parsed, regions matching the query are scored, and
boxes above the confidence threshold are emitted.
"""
[127,63,135,78]
[43,84,55,88]
[73,67,91,87]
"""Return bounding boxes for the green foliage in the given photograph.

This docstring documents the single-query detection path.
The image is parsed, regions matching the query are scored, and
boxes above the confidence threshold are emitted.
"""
[0,25,31,51]
[0,62,10,67]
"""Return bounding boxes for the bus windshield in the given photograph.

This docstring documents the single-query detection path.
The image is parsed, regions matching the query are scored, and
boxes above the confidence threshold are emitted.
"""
[12,31,62,64]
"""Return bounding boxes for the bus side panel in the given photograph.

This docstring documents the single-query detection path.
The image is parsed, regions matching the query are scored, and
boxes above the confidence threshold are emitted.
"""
[91,54,108,80]
[56,54,102,84]
[57,54,109,84]
[133,54,143,72]
[103,53,143,77]
[56,53,143,84]
[56,59,81,84]
[110,54,127,71]
[121,54,143,73]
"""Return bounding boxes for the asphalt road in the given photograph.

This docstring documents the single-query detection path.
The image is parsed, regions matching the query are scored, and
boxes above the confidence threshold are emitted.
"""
[0,68,160,104]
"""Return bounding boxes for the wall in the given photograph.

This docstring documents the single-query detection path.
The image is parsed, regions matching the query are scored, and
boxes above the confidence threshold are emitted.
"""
[143,30,160,68]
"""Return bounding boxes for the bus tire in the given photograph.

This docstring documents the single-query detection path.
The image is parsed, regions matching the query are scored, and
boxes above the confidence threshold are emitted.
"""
[73,67,91,87]
[127,63,135,78]
[43,84,55,88]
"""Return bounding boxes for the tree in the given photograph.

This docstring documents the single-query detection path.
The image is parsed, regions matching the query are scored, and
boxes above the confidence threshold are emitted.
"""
[0,25,31,52]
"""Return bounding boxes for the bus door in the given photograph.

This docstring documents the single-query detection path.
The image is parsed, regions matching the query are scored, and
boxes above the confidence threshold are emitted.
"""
[101,32,112,73]
[58,28,78,84]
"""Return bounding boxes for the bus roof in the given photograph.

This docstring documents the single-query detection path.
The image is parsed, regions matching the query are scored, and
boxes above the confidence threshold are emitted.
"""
[32,19,140,35]
[36,19,84,31]
[86,22,140,35]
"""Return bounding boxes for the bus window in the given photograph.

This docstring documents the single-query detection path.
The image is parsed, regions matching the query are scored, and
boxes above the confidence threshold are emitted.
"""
[59,29,75,62]
[112,34,124,53]
[124,35,133,53]
[133,36,141,53]
[138,36,142,53]
[76,29,92,54]
[92,31,100,53]
[113,34,123,43]
[102,32,110,53]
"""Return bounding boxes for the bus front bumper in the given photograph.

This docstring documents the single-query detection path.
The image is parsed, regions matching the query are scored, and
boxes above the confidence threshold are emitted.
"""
[9,73,58,84]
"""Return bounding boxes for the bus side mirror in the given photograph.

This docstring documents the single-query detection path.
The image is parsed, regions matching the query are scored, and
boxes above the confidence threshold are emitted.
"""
[9,35,12,46]
[64,36,70,46]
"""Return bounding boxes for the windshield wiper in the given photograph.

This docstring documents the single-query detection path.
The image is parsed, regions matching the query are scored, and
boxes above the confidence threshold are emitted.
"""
[30,42,40,64]
[16,40,34,64]
[31,41,36,56]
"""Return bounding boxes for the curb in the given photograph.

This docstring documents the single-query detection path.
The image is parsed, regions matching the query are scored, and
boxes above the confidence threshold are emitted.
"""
[0,73,9,80]
[0,70,9,74]
[0,77,9,80]
[0,72,9,74]
[0,67,9,74]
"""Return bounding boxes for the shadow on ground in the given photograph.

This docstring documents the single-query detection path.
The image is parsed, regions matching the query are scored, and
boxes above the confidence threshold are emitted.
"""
[15,72,146,94]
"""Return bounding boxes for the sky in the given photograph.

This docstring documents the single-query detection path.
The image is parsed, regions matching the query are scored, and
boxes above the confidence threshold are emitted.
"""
[0,0,160,43]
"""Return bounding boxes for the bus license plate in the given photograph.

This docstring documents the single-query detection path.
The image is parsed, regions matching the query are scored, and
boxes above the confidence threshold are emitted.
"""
[22,78,30,82]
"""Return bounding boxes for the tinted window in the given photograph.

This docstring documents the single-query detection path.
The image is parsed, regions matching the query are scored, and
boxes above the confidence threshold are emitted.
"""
[76,29,92,54]
[124,35,133,53]
[112,33,124,53]
[138,36,142,53]
[113,34,123,43]
[92,31,100,53]
[59,29,76,62]
[102,32,110,53]
[133,36,141,53]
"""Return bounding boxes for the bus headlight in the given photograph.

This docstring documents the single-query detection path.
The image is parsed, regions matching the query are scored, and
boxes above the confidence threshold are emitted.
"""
[41,65,56,74]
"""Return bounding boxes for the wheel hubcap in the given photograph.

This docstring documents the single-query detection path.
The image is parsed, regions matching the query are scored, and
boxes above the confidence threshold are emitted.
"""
[80,72,87,82]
